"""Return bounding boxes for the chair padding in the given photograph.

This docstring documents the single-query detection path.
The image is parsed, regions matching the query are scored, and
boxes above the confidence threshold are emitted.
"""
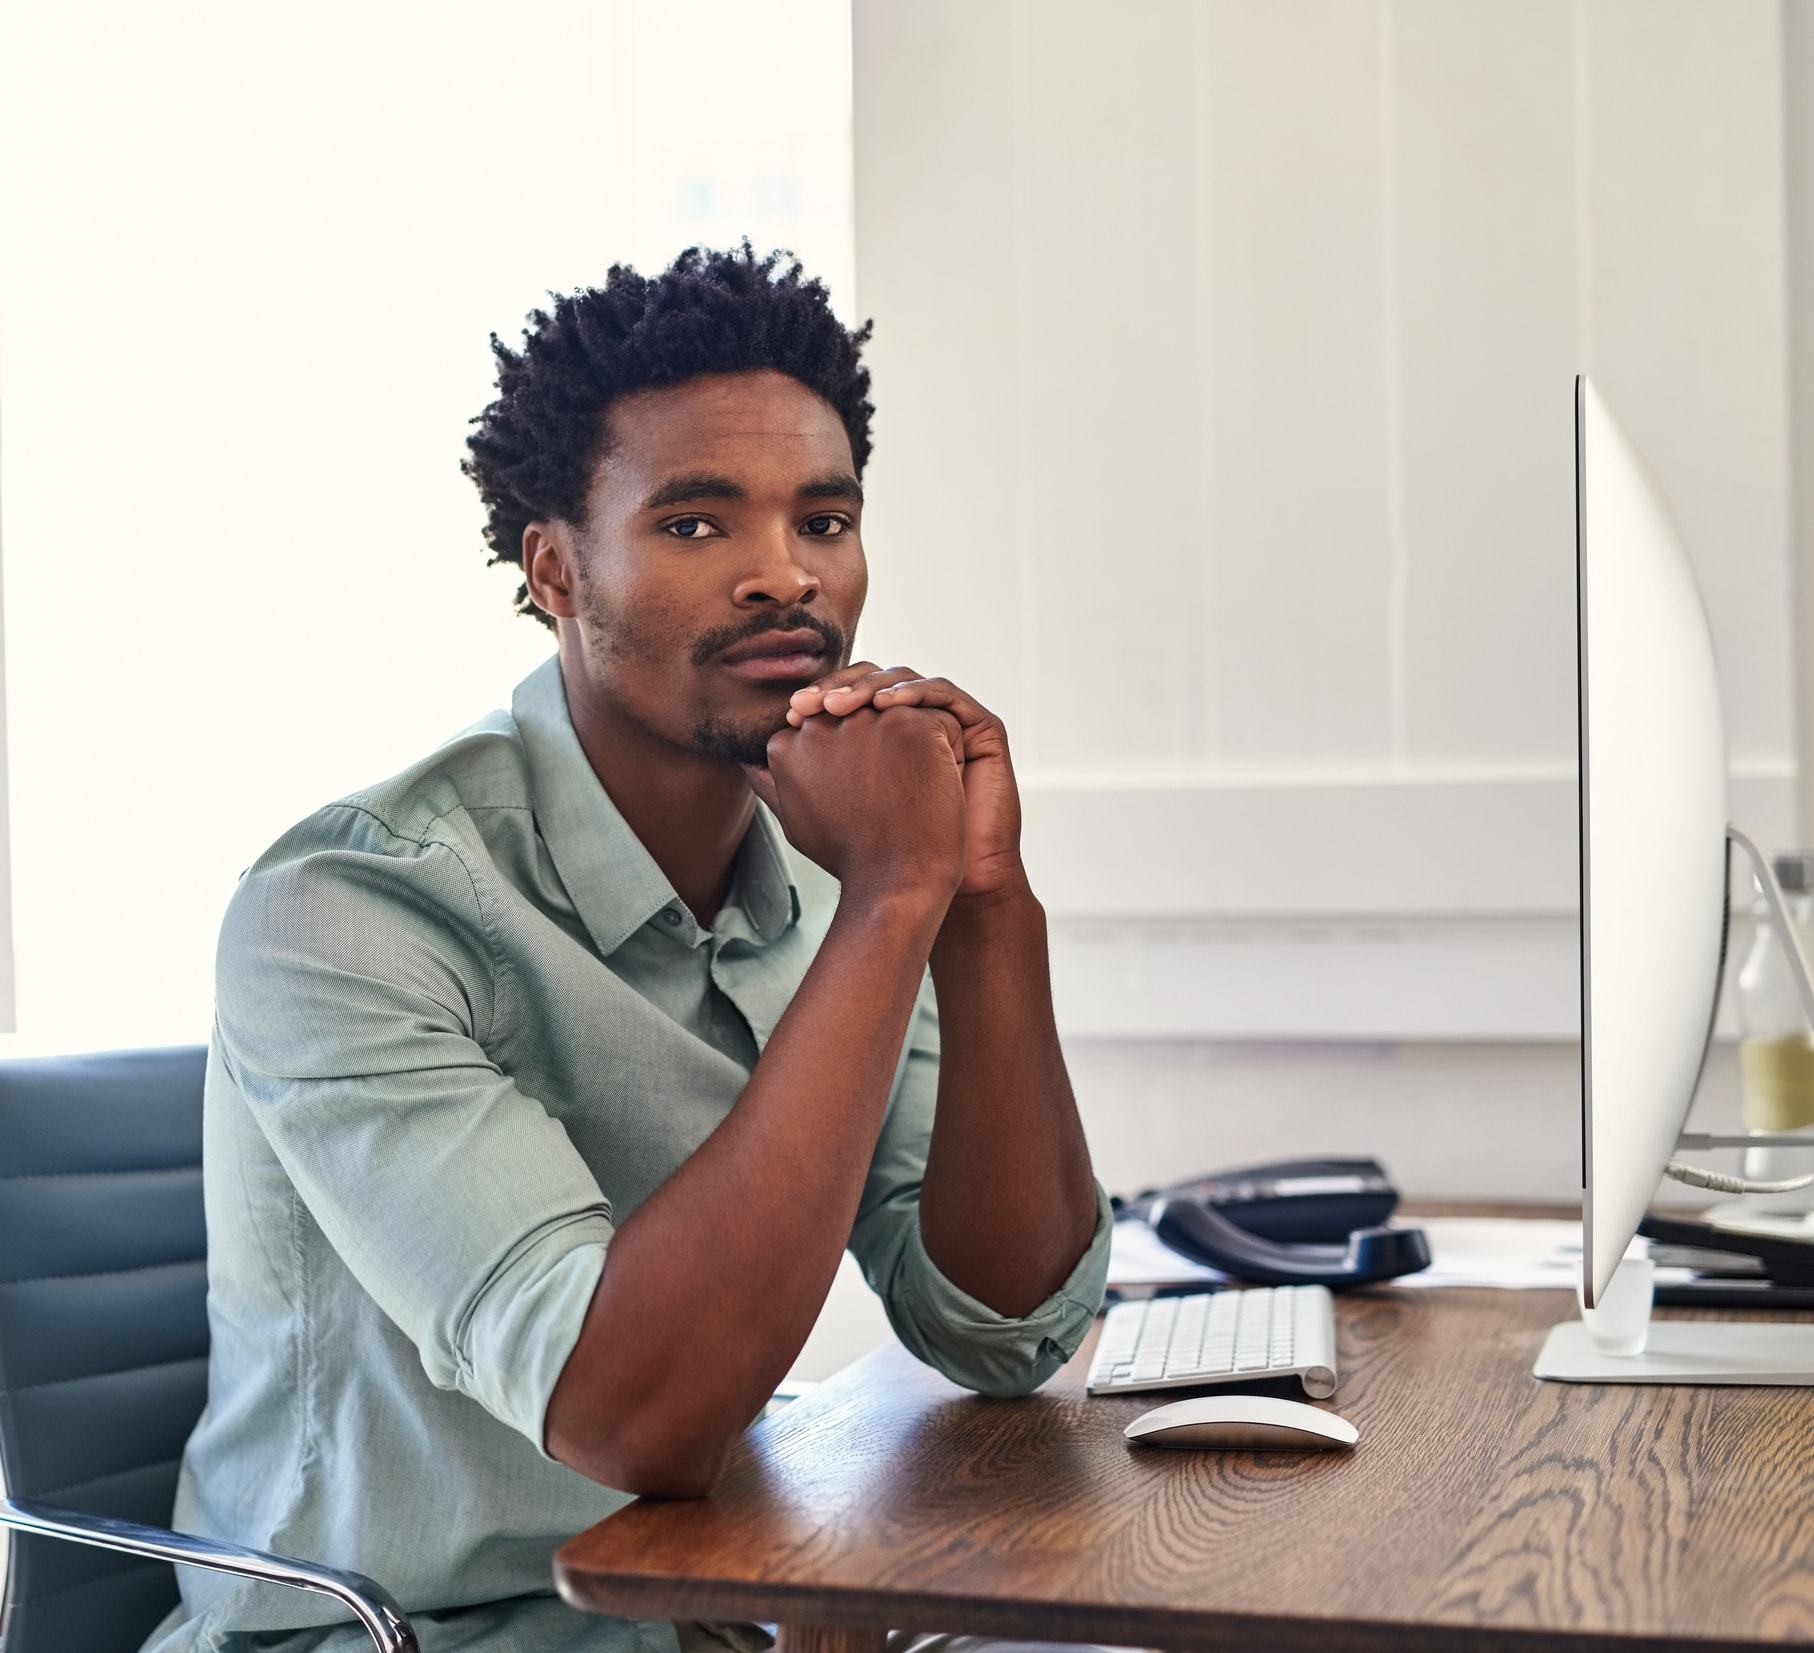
[0,1044,208,1653]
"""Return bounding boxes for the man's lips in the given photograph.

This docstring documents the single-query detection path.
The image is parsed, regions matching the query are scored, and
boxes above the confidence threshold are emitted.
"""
[718,629,830,684]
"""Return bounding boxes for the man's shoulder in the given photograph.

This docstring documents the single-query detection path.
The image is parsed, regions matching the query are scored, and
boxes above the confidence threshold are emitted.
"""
[243,706,533,888]
[335,706,530,843]
[216,709,533,1030]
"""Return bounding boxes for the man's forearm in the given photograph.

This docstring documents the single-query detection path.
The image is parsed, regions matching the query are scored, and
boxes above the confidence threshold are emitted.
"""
[919,876,1099,1317]
[546,888,945,1494]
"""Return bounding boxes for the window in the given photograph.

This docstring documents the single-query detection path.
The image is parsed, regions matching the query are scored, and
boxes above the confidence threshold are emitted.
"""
[0,0,854,1048]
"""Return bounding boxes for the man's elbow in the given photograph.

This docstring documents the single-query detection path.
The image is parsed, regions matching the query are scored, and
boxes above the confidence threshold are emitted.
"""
[551,1419,733,1499]
[543,1301,753,1496]
[604,1439,731,1499]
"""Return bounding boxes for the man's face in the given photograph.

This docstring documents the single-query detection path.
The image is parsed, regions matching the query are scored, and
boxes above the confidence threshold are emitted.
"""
[529,368,866,767]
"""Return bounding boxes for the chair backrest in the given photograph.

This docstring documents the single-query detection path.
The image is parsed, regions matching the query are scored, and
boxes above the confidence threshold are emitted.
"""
[0,1045,209,1652]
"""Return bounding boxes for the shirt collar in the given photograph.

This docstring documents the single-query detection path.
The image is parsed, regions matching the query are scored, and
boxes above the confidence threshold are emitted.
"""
[510,653,800,958]
[734,800,803,942]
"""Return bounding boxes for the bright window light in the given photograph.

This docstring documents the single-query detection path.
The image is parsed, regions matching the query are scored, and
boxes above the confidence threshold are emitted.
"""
[0,0,855,1051]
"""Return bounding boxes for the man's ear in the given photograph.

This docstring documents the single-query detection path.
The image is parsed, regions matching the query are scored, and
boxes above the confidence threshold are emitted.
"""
[522,520,581,620]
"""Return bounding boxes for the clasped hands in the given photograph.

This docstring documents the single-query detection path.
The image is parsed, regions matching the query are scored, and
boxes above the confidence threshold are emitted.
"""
[757,663,1026,905]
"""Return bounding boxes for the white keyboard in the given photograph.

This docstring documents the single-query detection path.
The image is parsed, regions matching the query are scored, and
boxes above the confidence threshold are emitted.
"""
[1087,1285,1338,1399]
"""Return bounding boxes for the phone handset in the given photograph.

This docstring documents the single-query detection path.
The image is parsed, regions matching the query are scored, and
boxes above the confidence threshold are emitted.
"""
[1152,1196,1433,1289]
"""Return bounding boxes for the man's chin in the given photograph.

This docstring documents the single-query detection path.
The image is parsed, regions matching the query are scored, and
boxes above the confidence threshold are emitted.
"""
[690,714,786,770]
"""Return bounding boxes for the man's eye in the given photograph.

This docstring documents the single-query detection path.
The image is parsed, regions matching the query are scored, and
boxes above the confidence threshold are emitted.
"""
[665,517,721,540]
[804,515,851,537]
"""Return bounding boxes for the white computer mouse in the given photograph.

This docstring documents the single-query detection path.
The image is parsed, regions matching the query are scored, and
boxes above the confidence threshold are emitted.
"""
[1124,1394,1360,1451]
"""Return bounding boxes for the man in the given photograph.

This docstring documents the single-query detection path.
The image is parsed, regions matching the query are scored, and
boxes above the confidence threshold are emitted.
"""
[143,241,1112,1653]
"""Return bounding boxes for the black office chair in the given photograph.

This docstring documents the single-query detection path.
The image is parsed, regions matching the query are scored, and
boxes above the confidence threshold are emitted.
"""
[0,1045,416,1652]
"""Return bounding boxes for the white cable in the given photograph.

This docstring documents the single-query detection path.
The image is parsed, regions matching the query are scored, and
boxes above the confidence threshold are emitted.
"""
[1663,1159,1814,1195]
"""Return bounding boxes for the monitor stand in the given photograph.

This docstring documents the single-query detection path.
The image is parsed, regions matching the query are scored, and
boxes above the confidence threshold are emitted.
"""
[1535,824,1814,1386]
[1534,1319,1814,1384]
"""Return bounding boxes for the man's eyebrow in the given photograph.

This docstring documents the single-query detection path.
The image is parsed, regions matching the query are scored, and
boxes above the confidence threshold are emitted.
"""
[797,472,865,505]
[641,472,864,511]
[642,473,744,510]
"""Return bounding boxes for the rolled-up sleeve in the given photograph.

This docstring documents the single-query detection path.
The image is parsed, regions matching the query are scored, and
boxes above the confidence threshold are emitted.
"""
[848,971,1114,1398]
[214,804,612,1455]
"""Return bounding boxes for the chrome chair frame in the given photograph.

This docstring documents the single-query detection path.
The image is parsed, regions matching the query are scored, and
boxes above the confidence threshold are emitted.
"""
[0,1495,418,1653]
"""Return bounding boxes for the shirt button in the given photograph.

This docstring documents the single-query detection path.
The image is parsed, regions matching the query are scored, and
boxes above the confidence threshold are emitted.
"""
[662,908,683,926]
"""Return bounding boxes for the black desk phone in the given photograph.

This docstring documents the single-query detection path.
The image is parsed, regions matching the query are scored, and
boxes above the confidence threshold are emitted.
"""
[1114,1155,1433,1290]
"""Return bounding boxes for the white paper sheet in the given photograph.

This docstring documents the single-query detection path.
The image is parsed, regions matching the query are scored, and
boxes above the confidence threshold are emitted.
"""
[1385,1216,1589,1289]
[1108,1214,1694,1293]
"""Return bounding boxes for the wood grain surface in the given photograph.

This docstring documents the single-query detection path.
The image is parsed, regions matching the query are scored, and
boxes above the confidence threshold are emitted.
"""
[555,1220,1814,1651]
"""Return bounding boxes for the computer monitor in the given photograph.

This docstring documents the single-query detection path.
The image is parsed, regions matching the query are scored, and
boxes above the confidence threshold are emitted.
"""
[1535,375,1814,1384]
[1572,374,1729,1308]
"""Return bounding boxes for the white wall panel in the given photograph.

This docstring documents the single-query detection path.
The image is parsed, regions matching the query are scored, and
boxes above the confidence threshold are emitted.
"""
[1018,0,1207,768]
[1393,0,1580,766]
[1791,0,1814,842]
[1063,1034,1742,1207]
[1201,0,1397,767]
[849,3,1029,737]
[1030,769,1791,1043]
[852,0,1800,1040]
[1577,0,1793,774]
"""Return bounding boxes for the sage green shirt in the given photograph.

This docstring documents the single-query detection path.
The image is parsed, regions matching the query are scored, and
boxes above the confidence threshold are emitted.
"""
[142,652,1112,1653]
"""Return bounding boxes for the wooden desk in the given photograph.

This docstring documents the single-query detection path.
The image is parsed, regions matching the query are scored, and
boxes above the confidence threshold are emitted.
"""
[555,1252,1814,1651]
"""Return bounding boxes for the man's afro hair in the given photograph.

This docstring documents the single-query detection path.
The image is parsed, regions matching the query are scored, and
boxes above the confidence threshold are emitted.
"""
[462,239,876,630]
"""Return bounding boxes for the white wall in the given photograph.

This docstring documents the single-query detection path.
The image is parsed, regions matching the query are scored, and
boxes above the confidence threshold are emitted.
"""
[843,0,1798,1224]
[856,0,1792,790]
[1790,0,1814,835]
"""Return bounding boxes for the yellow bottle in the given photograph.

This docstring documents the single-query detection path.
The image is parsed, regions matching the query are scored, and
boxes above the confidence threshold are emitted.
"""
[1735,852,1814,1208]
[1736,1036,1814,1132]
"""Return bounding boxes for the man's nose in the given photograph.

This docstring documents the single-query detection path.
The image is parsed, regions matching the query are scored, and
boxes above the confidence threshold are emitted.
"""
[732,534,821,607]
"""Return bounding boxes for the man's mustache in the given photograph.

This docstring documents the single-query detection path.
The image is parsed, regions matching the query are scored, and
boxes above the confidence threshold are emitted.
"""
[691,611,843,667]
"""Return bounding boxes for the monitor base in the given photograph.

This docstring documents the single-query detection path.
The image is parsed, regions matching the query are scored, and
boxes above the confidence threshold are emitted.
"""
[1534,1318,1814,1384]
